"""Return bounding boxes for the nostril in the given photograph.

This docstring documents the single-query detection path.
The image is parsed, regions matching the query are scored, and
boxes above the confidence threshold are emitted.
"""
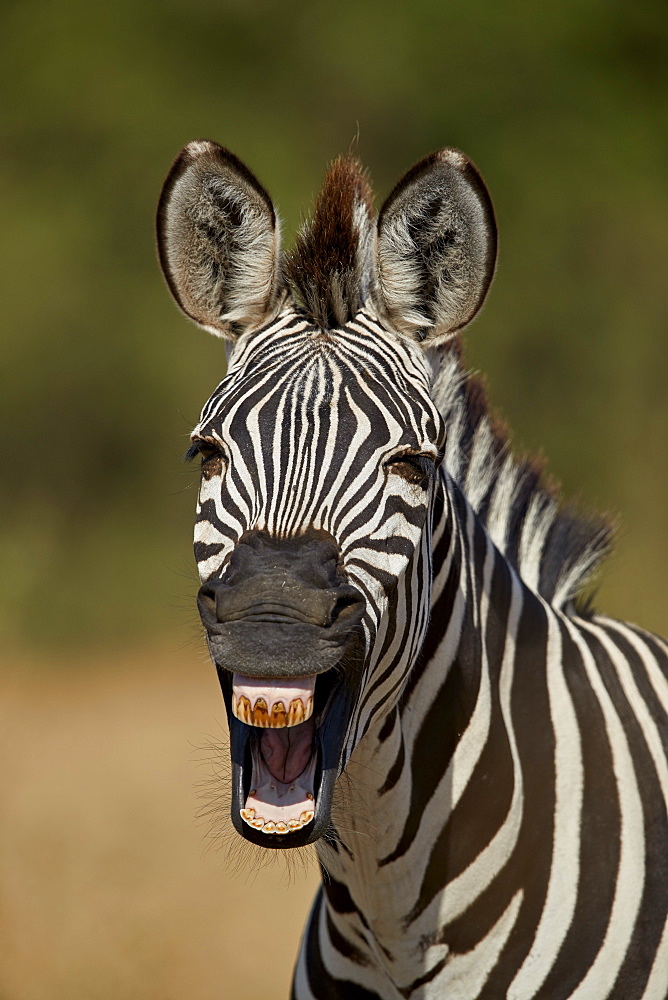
[330,593,363,624]
[197,582,218,620]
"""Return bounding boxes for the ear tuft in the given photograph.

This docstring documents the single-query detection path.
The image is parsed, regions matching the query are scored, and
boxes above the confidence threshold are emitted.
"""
[156,140,282,339]
[284,156,374,329]
[375,149,497,344]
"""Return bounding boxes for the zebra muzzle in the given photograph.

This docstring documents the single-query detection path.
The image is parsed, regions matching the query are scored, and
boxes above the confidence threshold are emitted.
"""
[231,673,315,728]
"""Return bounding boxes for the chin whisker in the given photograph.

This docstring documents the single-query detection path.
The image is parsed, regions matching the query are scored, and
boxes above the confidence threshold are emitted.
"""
[192,731,318,885]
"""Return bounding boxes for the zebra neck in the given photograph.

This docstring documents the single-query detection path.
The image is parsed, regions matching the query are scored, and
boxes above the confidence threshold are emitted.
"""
[302,465,668,996]
[317,475,536,969]
[319,481,523,944]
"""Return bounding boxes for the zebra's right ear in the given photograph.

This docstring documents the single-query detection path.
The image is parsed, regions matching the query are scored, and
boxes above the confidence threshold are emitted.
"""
[375,149,497,345]
[157,140,282,340]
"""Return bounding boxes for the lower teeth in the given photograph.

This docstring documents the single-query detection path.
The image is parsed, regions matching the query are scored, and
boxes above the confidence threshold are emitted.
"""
[240,807,315,834]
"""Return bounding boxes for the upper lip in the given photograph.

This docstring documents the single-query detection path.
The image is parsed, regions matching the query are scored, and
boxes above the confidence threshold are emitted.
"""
[199,587,364,633]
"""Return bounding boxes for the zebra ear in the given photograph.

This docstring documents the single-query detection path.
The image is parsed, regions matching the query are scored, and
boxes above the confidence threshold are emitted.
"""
[375,149,497,344]
[157,140,282,339]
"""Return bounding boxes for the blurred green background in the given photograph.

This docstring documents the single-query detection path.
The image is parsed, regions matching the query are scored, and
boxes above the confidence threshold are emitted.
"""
[2,0,667,651]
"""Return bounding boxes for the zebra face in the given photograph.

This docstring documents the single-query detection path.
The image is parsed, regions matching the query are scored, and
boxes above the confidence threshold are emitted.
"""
[157,140,496,847]
[189,318,445,844]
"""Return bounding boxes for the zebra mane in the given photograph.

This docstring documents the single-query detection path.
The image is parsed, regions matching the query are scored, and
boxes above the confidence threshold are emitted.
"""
[432,340,615,610]
[284,157,375,330]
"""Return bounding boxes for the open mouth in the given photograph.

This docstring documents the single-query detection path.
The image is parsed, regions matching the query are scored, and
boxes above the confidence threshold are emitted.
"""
[234,673,317,834]
[223,667,350,847]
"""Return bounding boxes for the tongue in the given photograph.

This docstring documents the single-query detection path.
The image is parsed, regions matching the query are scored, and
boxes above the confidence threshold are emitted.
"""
[261,718,315,783]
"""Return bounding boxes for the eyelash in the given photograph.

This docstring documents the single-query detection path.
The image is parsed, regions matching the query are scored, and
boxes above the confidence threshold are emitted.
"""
[184,439,224,466]
[385,453,437,487]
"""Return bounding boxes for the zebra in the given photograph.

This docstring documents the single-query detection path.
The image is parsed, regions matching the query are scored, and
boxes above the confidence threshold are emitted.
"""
[157,140,668,999]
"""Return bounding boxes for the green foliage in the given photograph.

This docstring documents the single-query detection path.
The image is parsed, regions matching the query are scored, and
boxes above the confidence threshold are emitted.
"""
[2,0,667,648]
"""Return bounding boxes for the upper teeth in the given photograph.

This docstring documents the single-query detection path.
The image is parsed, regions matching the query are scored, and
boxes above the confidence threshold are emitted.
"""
[231,673,316,728]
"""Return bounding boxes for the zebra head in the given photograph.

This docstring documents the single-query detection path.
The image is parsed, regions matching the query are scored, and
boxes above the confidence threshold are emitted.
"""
[157,141,497,848]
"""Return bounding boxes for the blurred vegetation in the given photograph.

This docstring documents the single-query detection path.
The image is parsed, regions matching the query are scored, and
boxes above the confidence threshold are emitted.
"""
[2,0,667,650]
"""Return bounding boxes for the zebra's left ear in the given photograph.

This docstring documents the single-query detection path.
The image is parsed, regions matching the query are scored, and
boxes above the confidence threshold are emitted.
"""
[375,149,497,345]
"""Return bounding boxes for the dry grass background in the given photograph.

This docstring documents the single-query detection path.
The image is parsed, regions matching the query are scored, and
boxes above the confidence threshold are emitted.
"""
[0,643,319,1000]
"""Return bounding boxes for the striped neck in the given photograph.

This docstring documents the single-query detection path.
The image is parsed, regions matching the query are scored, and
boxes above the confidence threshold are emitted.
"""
[314,470,534,979]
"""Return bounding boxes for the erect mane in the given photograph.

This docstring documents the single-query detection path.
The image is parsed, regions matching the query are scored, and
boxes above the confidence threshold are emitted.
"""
[284,156,375,329]
[432,340,614,611]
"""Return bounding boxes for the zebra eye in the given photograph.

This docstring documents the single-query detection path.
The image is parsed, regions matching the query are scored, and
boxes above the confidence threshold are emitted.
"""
[185,439,226,479]
[386,453,436,487]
